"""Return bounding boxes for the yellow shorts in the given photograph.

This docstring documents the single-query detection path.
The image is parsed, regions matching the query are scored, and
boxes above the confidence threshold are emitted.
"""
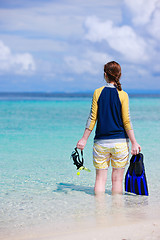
[93,141,129,169]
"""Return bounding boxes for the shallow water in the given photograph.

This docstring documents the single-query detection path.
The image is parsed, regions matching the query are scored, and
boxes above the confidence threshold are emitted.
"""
[0,95,160,238]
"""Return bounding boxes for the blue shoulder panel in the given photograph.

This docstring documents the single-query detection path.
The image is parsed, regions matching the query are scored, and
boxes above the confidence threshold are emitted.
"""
[95,87,128,140]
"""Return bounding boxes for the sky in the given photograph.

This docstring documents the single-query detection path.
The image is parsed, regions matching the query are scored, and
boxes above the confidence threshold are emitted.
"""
[0,0,160,92]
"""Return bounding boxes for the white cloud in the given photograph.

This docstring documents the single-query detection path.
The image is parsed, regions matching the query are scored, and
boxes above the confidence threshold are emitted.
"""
[148,8,160,40]
[85,51,112,64]
[85,17,148,62]
[64,56,94,75]
[0,40,36,75]
[64,50,112,75]
[0,1,122,39]
[124,0,159,25]
[0,35,69,53]
[124,0,160,40]
[0,0,159,91]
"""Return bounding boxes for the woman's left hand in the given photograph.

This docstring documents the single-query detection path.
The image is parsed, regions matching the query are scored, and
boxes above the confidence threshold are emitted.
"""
[76,138,87,150]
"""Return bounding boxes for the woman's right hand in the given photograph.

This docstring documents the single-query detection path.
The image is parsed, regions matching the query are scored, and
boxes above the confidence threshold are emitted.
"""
[126,129,141,155]
[131,142,141,155]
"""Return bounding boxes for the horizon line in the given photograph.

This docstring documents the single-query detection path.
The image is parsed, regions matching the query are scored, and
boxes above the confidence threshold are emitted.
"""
[0,89,160,94]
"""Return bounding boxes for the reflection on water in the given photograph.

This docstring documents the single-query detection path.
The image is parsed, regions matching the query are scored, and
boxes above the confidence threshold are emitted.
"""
[94,192,149,227]
[55,182,150,225]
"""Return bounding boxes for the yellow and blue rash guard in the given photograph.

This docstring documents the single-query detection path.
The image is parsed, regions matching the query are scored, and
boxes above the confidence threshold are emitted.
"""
[86,83,132,141]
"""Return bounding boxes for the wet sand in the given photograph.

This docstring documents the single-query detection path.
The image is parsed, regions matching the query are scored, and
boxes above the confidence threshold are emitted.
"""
[2,211,160,240]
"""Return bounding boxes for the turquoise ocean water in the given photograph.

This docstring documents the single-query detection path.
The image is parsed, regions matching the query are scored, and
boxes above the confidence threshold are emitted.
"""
[0,93,160,238]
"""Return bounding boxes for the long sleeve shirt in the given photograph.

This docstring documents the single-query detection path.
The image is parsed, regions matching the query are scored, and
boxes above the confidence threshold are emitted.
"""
[86,83,132,142]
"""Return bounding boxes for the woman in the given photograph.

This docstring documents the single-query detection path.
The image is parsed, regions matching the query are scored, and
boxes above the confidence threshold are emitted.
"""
[76,61,141,195]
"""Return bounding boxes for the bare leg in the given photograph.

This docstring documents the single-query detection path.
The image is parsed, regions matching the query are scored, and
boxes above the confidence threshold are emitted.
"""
[112,168,125,195]
[94,169,108,195]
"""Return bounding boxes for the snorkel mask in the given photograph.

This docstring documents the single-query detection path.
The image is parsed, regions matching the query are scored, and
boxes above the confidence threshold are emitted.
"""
[71,147,91,175]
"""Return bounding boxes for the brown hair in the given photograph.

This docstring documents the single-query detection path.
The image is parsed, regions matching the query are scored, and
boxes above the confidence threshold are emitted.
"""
[104,61,122,91]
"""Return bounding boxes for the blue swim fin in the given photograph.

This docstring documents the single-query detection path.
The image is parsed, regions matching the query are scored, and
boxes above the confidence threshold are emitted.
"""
[125,153,149,196]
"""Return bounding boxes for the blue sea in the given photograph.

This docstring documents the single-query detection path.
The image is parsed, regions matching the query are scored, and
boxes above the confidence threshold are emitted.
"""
[0,93,160,239]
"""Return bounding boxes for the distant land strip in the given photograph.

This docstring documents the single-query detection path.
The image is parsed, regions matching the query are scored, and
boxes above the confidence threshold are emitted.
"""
[0,91,160,100]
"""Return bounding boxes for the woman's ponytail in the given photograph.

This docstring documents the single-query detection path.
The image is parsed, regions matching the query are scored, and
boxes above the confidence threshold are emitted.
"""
[114,75,122,91]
